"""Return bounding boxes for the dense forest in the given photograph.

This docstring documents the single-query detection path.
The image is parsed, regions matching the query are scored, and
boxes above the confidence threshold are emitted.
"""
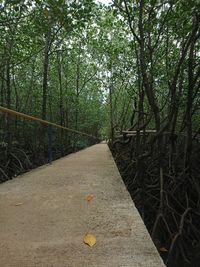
[0,0,200,266]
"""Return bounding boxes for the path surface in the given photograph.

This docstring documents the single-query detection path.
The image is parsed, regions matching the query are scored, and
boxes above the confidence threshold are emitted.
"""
[0,144,165,267]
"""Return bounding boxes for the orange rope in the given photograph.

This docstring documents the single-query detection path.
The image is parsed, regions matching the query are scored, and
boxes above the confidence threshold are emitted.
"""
[0,106,97,139]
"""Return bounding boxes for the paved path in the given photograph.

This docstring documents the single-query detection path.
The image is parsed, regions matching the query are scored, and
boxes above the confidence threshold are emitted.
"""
[0,144,165,267]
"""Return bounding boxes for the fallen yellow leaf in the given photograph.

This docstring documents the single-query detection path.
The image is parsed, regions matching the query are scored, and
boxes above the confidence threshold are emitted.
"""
[14,203,23,206]
[159,247,168,252]
[86,194,94,202]
[83,233,96,247]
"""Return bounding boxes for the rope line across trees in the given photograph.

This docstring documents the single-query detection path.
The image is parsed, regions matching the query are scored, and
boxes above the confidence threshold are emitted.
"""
[0,106,98,140]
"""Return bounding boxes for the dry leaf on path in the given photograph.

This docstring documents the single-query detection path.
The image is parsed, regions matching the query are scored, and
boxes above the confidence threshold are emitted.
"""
[159,247,168,252]
[86,194,94,202]
[14,203,23,206]
[83,233,96,247]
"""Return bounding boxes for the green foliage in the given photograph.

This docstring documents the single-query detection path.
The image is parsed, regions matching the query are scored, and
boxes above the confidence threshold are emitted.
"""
[0,0,199,143]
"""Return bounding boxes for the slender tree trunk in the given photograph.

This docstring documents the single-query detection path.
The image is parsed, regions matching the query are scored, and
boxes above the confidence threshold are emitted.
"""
[184,36,196,168]
[41,22,52,157]
[24,58,36,112]
[64,61,69,148]
[57,51,64,155]
[138,0,160,131]
[42,25,51,121]
[1,65,5,106]
[0,64,5,136]
[109,80,114,141]
[6,57,11,159]
[75,50,81,131]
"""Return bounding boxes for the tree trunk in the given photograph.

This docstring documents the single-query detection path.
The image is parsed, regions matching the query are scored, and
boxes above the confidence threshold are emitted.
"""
[57,51,64,156]
[138,0,160,131]
[184,34,196,168]
[6,58,11,159]
[75,46,81,132]
[109,80,114,141]
[42,25,51,121]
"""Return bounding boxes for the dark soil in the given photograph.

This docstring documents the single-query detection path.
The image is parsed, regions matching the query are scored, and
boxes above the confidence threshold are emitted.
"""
[0,135,98,183]
[109,134,200,267]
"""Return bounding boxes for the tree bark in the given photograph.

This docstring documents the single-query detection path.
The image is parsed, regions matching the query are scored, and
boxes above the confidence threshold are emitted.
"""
[138,0,160,131]
[57,51,64,156]
[42,24,51,121]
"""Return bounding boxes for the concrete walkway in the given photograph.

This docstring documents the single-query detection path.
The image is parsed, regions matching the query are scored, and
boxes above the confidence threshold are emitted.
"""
[0,144,165,267]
